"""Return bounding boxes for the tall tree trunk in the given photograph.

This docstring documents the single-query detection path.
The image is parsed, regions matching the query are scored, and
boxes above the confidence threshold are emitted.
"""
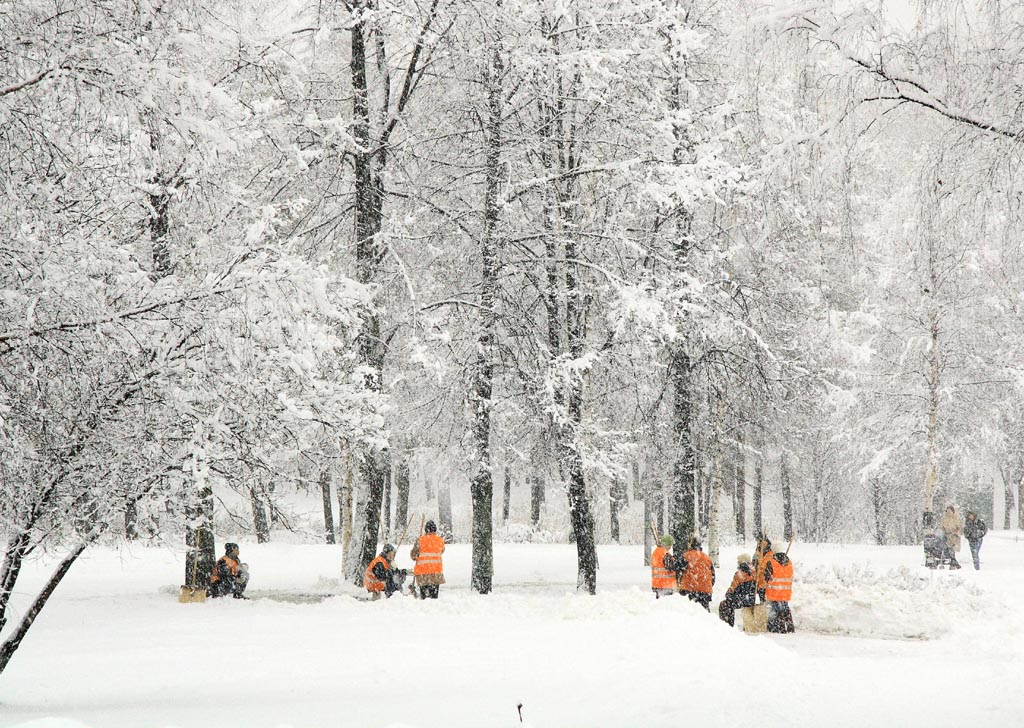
[1019,473,1024,531]
[708,395,724,566]
[468,32,503,595]
[184,479,215,588]
[563,204,597,593]
[320,470,336,545]
[780,452,793,542]
[356,452,387,584]
[530,475,544,527]
[922,310,940,527]
[734,428,746,540]
[349,4,390,583]
[395,456,410,534]
[502,467,512,523]
[640,463,652,565]
[382,461,393,542]
[669,347,696,550]
[251,483,270,544]
[753,425,764,538]
[340,457,354,563]
[124,500,139,541]
[871,477,886,545]
[610,476,625,544]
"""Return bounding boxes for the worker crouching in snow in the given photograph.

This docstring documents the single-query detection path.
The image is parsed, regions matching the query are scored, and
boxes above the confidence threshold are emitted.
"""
[762,550,796,633]
[672,537,715,611]
[718,553,756,627]
[364,544,407,600]
[209,542,249,599]
[411,520,445,599]
[651,535,678,598]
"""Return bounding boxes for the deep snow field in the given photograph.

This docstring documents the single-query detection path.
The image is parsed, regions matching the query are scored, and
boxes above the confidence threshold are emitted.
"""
[2,533,1023,728]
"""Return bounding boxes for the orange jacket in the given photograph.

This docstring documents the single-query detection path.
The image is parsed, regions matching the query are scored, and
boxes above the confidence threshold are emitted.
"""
[765,555,793,602]
[755,549,775,591]
[364,555,390,592]
[678,549,714,594]
[651,546,676,590]
[209,555,239,584]
[413,533,445,575]
[728,566,756,594]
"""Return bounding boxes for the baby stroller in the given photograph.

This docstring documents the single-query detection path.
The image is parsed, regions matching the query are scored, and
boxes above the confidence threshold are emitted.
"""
[923,532,951,569]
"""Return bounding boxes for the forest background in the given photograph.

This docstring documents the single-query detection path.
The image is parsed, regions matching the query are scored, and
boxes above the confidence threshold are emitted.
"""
[3,0,1024,673]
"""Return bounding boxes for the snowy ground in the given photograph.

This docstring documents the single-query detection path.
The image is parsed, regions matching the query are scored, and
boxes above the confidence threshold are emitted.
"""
[2,534,1023,728]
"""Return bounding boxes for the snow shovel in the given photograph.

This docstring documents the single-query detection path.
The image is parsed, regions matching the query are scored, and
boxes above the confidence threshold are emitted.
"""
[741,604,767,633]
[179,547,207,604]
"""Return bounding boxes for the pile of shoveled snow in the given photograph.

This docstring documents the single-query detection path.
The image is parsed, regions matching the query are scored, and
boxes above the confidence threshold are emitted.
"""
[795,564,992,640]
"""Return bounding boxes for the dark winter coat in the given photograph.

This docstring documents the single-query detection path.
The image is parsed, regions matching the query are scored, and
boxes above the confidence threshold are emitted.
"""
[723,563,756,608]
[964,518,988,543]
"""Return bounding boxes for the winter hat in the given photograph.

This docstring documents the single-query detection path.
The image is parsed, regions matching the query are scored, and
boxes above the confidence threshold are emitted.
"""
[659,535,675,548]
[425,520,437,533]
[737,553,752,566]
[382,543,396,556]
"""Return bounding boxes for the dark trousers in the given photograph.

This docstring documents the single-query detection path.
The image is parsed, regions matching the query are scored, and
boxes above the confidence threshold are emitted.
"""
[419,584,440,599]
[718,595,754,627]
[968,539,982,570]
[766,601,795,633]
[383,571,406,598]
[209,573,248,599]
[719,600,737,627]
[681,591,712,611]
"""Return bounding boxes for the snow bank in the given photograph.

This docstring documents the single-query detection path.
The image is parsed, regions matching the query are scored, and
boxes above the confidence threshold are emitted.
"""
[796,564,991,640]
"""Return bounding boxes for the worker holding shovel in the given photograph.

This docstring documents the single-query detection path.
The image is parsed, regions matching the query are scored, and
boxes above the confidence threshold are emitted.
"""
[411,519,446,599]
[650,532,677,598]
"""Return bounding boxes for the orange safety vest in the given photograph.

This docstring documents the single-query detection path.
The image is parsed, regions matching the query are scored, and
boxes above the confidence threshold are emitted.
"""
[765,556,793,602]
[364,555,390,592]
[755,549,775,591]
[678,549,713,594]
[413,533,445,575]
[651,546,676,590]
[209,555,239,584]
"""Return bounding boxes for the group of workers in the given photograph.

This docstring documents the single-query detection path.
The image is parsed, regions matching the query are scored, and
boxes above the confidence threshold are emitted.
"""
[652,533,795,633]
[207,523,792,629]
[364,519,447,600]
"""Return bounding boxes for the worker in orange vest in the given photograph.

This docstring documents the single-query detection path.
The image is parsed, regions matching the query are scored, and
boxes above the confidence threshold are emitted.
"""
[364,544,407,600]
[763,550,795,633]
[411,520,446,599]
[209,542,249,599]
[718,552,756,627]
[651,535,677,598]
[754,535,775,603]
[674,537,715,611]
